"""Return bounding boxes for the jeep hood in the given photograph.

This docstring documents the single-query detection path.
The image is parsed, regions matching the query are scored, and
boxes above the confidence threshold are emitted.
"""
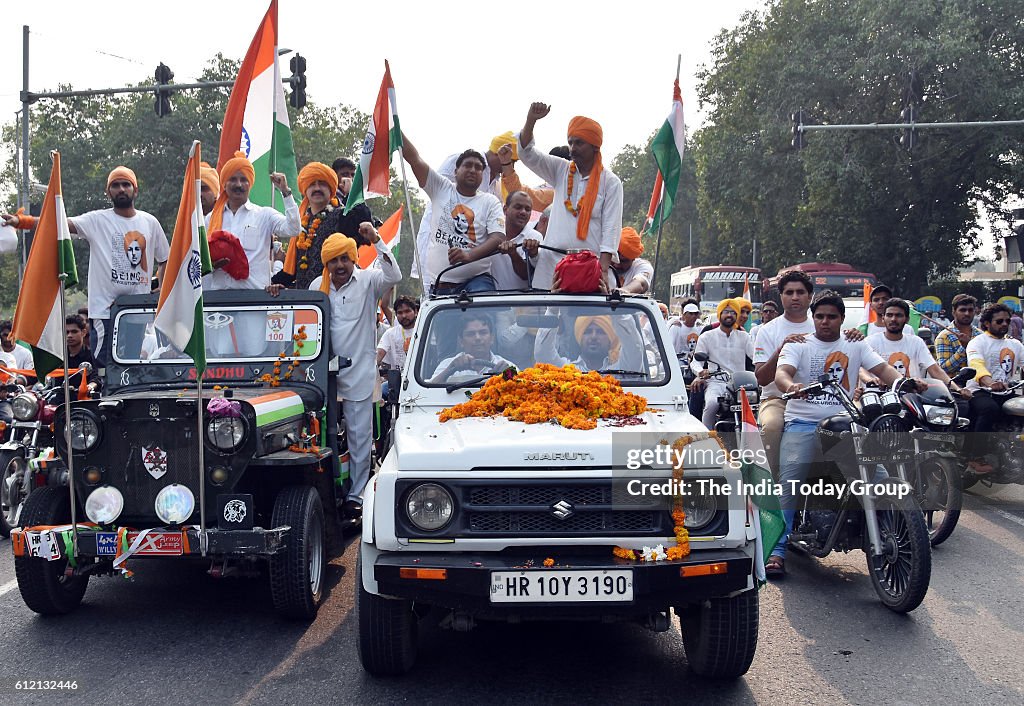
[392,408,712,471]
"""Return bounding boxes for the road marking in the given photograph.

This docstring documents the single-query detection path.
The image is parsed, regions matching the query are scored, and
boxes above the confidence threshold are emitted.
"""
[991,507,1024,529]
[0,579,17,597]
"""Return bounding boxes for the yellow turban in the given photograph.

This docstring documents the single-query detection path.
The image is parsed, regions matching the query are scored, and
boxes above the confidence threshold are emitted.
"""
[733,297,752,312]
[618,227,644,259]
[574,315,620,363]
[319,233,358,294]
[567,116,603,148]
[106,166,138,191]
[297,162,339,215]
[717,299,741,321]
[489,131,518,160]
[200,162,220,195]
[209,151,256,234]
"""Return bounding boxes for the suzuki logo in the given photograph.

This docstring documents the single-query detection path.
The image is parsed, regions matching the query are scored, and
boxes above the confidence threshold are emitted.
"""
[551,500,575,520]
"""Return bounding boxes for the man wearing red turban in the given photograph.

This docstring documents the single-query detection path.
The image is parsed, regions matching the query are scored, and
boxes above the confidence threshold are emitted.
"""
[516,102,623,291]
[205,150,300,292]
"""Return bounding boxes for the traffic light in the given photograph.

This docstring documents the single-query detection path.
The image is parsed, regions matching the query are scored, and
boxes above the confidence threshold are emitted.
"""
[791,110,806,150]
[289,54,307,109]
[155,63,173,118]
[900,104,917,150]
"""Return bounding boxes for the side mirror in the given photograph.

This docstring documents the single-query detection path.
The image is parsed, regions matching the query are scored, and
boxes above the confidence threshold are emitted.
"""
[952,367,976,386]
[386,368,401,404]
[693,351,709,363]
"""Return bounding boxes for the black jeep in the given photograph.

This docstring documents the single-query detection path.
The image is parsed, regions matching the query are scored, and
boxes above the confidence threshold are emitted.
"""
[11,289,347,619]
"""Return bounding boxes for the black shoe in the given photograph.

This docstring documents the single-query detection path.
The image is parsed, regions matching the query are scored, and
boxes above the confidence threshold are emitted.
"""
[343,499,363,517]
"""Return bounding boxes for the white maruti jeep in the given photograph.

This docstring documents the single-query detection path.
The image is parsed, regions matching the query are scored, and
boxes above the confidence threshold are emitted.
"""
[357,290,759,679]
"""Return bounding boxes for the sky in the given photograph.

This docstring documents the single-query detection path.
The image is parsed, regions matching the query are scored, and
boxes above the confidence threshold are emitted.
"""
[0,0,769,190]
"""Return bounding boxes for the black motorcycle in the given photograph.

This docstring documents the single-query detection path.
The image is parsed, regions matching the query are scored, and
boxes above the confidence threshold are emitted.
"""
[781,375,931,613]
[961,378,1024,490]
[692,351,759,444]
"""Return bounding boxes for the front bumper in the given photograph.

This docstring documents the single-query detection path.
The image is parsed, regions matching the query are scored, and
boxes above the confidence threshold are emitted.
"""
[373,549,752,619]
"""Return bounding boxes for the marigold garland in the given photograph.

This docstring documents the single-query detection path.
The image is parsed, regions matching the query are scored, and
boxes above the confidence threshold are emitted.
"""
[296,199,339,270]
[257,325,308,389]
[563,162,583,217]
[438,363,647,430]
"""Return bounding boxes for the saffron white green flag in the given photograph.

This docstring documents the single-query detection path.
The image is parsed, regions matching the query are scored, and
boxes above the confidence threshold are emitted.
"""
[740,389,786,582]
[155,142,213,373]
[346,60,402,215]
[646,78,685,234]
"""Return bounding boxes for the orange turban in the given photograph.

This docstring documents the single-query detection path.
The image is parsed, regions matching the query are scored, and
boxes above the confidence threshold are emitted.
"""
[297,162,339,215]
[717,299,741,321]
[318,233,358,294]
[107,166,138,191]
[566,116,604,241]
[208,151,256,235]
[574,315,620,363]
[618,227,643,259]
[200,162,220,195]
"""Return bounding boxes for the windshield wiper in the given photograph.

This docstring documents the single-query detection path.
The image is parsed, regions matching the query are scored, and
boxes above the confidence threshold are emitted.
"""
[595,369,649,378]
[444,370,504,394]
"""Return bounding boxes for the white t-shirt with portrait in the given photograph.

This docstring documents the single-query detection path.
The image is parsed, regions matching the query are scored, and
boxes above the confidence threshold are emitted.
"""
[424,168,504,285]
[778,337,883,422]
[866,333,936,379]
[670,323,702,359]
[753,315,815,399]
[72,209,170,318]
[965,333,1024,392]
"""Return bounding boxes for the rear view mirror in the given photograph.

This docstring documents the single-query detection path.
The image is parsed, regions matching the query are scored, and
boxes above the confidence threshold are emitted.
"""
[693,351,709,363]
[516,314,560,329]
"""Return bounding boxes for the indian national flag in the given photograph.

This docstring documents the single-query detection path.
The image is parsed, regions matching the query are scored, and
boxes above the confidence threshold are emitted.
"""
[357,206,402,269]
[739,389,786,583]
[345,60,402,215]
[155,142,212,374]
[217,0,297,213]
[12,152,78,377]
[644,78,685,234]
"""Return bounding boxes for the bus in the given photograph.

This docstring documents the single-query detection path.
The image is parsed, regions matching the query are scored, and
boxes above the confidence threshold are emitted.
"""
[670,266,762,320]
[764,262,878,328]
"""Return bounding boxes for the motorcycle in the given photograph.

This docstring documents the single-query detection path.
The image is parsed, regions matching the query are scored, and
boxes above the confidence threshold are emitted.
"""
[0,364,94,536]
[962,377,1024,490]
[781,375,931,613]
[887,368,975,546]
[691,351,759,445]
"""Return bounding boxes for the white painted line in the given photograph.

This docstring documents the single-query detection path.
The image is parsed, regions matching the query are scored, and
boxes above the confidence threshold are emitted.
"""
[0,579,17,597]
[991,507,1024,529]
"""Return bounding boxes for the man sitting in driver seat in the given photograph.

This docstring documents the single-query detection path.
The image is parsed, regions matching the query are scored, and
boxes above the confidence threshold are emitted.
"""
[431,314,514,383]
[534,313,643,373]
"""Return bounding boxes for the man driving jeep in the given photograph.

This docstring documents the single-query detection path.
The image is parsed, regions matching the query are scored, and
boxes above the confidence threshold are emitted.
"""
[431,313,514,383]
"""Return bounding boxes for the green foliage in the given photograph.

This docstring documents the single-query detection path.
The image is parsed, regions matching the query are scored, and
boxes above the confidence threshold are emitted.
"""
[694,0,1024,295]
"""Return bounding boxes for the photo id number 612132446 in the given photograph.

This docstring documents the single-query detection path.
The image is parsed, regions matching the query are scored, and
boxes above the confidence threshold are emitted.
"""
[489,569,633,603]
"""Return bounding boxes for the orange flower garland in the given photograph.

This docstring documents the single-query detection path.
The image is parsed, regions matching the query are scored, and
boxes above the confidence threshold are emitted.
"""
[563,162,583,217]
[438,363,647,430]
[257,325,308,388]
[295,198,339,270]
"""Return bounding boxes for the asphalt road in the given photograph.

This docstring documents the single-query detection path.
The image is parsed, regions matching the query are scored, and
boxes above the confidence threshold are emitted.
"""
[0,483,1021,705]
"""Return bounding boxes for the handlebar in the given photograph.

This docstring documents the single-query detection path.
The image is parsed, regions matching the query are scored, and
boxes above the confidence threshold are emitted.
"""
[431,241,565,293]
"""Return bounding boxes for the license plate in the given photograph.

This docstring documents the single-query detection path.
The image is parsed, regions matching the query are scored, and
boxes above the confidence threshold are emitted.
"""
[95,532,118,556]
[126,531,183,556]
[489,569,633,603]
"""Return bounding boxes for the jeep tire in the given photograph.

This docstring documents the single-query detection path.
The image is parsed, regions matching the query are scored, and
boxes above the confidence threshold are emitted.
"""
[356,551,418,676]
[269,486,325,619]
[14,487,89,615]
[678,588,758,679]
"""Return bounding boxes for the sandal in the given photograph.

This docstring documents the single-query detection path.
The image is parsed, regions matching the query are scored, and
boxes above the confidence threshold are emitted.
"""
[765,555,786,579]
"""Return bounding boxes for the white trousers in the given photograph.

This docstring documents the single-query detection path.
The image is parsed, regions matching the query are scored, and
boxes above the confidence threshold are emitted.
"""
[342,396,374,501]
[701,381,728,429]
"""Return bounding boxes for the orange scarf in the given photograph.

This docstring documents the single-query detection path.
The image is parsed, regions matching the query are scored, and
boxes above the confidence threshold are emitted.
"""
[573,152,603,240]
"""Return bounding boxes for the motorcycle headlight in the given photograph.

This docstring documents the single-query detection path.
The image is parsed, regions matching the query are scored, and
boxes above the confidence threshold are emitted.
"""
[923,404,955,427]
[12,393,39,421]
[682,486,717,531]
[206,416,247,452]
[405,483,454,531]
[68,410,101,452]
[154,484,195,525]
[85,486,124,524]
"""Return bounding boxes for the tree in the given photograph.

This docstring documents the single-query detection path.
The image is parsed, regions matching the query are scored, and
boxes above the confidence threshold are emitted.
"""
[694,0,1024,295]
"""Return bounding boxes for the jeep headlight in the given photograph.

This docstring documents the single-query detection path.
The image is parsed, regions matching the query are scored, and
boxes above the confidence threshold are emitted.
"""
[12,393,39,421]
[406,483,454,531]
[682,486,717,531]
[85,486,124,524]
[154,484,195,525]
[924,404,955,427]
[206,416,246,451]
[68,410,101,452]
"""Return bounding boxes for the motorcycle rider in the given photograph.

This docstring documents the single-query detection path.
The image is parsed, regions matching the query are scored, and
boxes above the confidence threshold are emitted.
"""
[964,303,1024,473]
[770,290,916,579]
[691,299,753,429]
[934,294,982,378]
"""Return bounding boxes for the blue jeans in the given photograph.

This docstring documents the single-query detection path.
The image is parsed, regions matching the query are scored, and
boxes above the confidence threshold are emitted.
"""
[431,273,496,295]
[772,418,887,559]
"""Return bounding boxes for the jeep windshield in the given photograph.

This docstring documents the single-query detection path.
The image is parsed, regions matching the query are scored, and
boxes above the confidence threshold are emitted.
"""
[415,301,671,388]
[111,305,324,364]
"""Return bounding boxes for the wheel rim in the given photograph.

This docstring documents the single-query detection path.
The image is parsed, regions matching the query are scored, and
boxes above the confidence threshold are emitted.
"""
[870,501,914,600]
[308,510,323,596]
[1,455,27,527]
[919,461,950,539]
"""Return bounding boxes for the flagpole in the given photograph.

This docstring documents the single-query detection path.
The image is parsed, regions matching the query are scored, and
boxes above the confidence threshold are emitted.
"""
[58,274,79,558]
[191,140,209,556]
[649,55,681,299]
[396,148,422,288]
[270,28,280,214]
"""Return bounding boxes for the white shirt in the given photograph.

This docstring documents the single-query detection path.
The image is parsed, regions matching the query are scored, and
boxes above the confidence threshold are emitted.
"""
[753,315,816,399]
[432,351,513,381]
[517,137,623,290]
[72,209,170,318]
[533,315,645,372]
[866,333,937,378]
[423,168,505,285]
[614,257,654,291]
[5,343,34,371]
[377,324,414,371]
[205,196,300,291]
[669,322,702,358]
[490,225,540,291]
[965,333,1024,392]
[309,239,402,400]
[690,326,753,378]
[779,337,883,422]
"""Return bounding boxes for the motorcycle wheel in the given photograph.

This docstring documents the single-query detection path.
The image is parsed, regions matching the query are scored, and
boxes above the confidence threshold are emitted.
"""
[0,449,30,537]
[865,479,931,613]
[916,456,963,546]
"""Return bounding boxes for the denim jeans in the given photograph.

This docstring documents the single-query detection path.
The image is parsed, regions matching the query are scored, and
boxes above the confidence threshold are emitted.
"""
[431,273,496,296]
[771,418,887,559]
